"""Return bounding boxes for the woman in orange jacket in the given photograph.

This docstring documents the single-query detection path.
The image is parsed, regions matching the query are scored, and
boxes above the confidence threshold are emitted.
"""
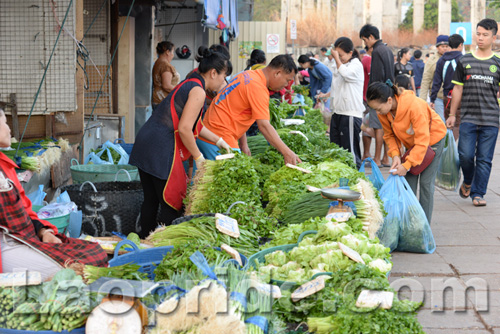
[366,80,447,223]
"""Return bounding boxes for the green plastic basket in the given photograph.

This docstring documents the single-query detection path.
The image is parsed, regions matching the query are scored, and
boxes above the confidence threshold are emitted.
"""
[32,205,70,233]
[70,159,139,184]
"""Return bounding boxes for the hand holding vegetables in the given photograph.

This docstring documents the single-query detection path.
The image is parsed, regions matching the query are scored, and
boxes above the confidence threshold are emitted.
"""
[216,137,232,153]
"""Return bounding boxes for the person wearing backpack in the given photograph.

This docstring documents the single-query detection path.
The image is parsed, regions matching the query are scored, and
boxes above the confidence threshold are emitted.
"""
[430,34,464,139]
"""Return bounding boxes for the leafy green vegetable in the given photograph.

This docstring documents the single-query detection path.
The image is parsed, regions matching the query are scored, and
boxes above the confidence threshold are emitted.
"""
[186,153,261,215]
[154,242,231,281]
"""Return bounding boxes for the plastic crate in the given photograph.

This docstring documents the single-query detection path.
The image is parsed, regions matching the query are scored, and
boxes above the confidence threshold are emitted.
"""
[70,159,139,184]
[0,327,85,333]
[113,138,134,155]
[108,240,173,280]
[32,205,70,234]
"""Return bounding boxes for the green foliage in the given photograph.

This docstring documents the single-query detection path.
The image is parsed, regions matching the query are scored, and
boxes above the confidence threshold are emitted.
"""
[154,242,231,281]
[401,0,463,31]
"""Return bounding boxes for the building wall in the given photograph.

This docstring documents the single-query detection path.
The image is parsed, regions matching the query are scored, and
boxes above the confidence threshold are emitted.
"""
[208,21,287,74]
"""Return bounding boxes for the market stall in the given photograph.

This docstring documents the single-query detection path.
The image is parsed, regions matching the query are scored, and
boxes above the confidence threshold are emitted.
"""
[0,97,427,334]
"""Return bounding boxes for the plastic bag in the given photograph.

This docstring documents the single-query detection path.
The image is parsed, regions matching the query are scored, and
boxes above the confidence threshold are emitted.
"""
[84,140,129,165]
[377,175,436,254]
[435,130,461,191]
[37,202,78,219]
[377,175,401,251]
[397,176,436,254]
[27,185,47,206]
[359,157,385,191]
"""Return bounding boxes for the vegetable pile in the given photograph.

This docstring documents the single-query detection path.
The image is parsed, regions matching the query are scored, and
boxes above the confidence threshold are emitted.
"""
[0,269,100,332]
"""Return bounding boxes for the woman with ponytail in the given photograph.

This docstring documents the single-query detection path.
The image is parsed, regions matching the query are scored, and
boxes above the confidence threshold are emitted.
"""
[317,37,364,168]
[130,46,233,237]
[366,80,447,223]
[394,48,416,92]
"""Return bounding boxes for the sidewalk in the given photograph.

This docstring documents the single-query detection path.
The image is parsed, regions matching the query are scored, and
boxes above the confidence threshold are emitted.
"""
[378,141,500,334]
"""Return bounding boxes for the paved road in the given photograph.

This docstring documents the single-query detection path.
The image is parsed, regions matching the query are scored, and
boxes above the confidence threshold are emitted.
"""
[375,142,500,334]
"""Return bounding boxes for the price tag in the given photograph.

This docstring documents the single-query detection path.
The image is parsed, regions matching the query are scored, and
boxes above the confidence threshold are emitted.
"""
[0,271,41,287]
[221,244,243,266]
[291,276,327,302]
[290,130,309,141]
[326,212,352,222]
[338,242,365,264]
[216,153,235,160]
[215,213,240,238]
[251,280,282,299]
[280,119,305,126]
[356,290,394,309]
[285,163,312,174]
[306,185,321,192]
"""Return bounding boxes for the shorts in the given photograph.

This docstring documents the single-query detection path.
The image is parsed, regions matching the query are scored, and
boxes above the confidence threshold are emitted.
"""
[368,108,382,129]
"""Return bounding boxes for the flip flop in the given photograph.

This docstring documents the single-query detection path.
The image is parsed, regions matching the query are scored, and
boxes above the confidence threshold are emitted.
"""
[472,197,487,207]
[459,182,471,199]
[382,164,391,167]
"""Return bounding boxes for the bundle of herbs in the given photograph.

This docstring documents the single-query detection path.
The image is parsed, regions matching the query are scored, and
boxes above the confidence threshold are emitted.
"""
[154,242,232,281]
[185,153,261,215]
[147,216,259,257]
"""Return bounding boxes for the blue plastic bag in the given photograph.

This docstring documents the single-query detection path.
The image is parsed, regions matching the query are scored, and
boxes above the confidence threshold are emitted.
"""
[27,185,46,206]
[436,130,461,191]
[359,157,385,191]
[84,140,129,165]
[377,175,401,252]
[378,175,436,253]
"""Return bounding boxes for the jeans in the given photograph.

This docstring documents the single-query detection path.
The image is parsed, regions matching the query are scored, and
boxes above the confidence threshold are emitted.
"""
[405,137,445,224]
[458,122,499,199]
[434,98,445,121]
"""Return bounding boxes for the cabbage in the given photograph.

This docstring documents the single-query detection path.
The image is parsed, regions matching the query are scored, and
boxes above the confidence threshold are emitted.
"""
[314,222,352,243]
[265,250,288,266]
[369,259,393,274]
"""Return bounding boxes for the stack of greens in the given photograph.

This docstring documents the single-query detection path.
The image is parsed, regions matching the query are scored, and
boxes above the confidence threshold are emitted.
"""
[185,153,261,215]
[0,269,100,332]
[274,264,424,334]
[147,216,259,257]
[253,221,391,284]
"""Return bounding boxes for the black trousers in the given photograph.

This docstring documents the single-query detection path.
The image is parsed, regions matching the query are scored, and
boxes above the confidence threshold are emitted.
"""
[330,114,362,169]
[138,169,181,239]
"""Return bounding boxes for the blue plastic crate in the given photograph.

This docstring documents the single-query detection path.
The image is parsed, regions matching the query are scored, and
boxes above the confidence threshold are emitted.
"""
[113,138,133,155]
[108,240,173,280]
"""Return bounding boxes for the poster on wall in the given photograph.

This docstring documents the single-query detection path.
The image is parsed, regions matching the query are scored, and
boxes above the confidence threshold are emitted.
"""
[238,41,263,59]
[266,34,280,53]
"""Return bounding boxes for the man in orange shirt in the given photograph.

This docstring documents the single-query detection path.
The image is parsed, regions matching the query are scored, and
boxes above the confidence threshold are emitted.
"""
[197,54,301,165]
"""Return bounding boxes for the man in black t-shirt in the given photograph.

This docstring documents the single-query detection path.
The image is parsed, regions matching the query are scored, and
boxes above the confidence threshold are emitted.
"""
[448,18,500,207]
[359,24,393,167]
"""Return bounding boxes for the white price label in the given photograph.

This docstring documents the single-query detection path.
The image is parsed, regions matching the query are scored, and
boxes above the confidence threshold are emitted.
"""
[285,163,312,174]
[291,276,327,302]
[216,153,235,160]
[306,185,321,192]
[326,212,352,222]
[221,244,243,266]
[251,280,282,299]
[356,290,394,309]
[215,213,240,238]
[338,242,365,264]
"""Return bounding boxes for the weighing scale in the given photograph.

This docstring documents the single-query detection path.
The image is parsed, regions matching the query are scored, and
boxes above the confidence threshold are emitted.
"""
[321,188,361,222]
[84,277,158,334]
